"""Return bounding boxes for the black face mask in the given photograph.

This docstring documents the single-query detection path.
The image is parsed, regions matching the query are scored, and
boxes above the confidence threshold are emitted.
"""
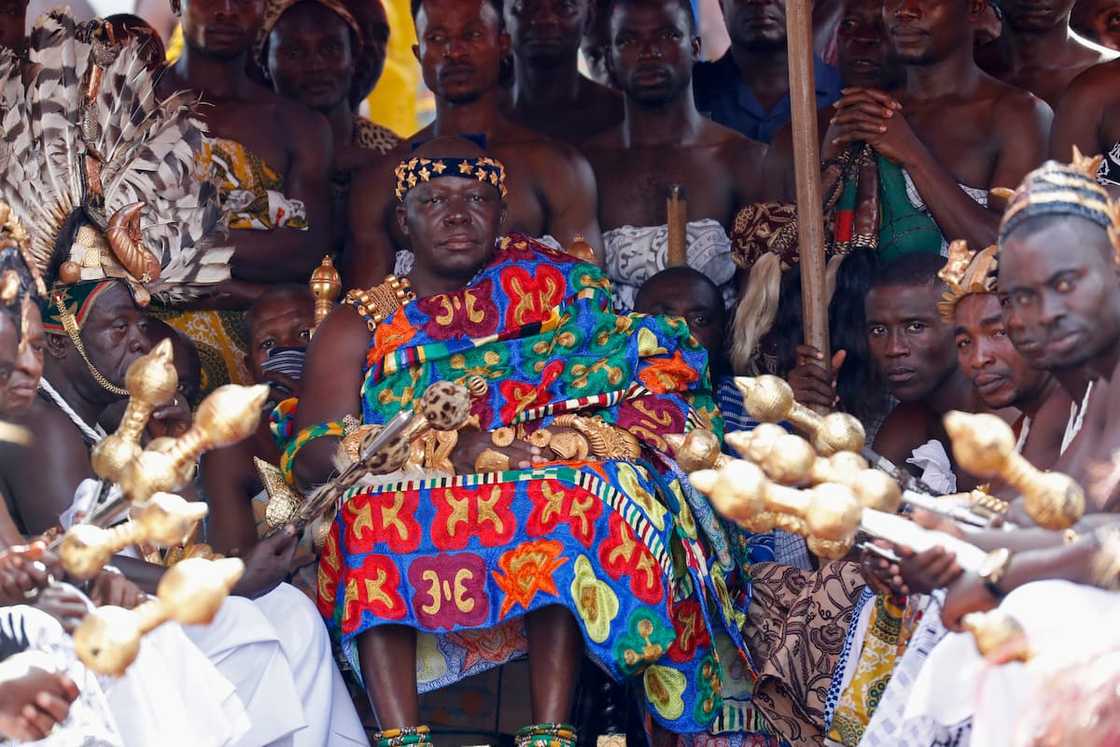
[259,346,306,381]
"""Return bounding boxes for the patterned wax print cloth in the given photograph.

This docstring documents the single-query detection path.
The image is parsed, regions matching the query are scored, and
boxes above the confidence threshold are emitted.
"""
[161,137,308,394]
[151,307,250,393]
[197,138,307,231]
[318,236,750,733]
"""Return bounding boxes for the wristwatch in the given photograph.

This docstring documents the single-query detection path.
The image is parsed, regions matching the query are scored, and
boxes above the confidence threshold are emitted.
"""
[978,547,1012,600]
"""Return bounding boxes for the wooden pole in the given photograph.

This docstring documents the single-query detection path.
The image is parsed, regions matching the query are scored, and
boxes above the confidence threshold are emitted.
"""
[786,0,831,370]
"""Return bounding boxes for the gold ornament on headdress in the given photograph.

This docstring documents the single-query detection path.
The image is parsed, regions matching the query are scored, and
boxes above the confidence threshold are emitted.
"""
[937,241,1000,322]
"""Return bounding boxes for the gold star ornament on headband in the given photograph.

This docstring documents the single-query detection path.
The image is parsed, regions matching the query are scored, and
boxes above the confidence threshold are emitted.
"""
[938,240,1000,322]
[394,156,509,202]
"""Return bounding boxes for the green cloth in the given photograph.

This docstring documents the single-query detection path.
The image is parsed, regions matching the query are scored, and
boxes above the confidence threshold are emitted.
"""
[876,155,943,263]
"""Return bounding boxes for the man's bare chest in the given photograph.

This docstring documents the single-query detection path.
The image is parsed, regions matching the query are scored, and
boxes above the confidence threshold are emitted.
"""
[907,106,1000,188]
[596,153,737,229]
[203,104,290,174]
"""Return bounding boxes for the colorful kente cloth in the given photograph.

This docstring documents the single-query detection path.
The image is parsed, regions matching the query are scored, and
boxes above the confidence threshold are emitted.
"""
[197,138,308,231]
[318,236,746,733]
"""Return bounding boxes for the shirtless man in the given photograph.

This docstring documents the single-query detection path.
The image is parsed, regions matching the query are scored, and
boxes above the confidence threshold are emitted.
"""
[998,159,1120,514]
[946,247,1070,471]
[981,0,1115,107]
[866,253,982,488]
[765,0,903,200]
[1049,60,1120,187]
[582,0,768,311]
[505,0,624,143]
[0,279,366,746]
[157,0,332,297]
[827,0,1052,251]
[345,0,601,289]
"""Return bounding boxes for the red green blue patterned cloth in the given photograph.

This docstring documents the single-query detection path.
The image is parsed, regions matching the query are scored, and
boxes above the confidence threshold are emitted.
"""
[319,236,749,733]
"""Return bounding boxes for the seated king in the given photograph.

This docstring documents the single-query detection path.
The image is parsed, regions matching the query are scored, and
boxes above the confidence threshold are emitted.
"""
[288,136,744,745]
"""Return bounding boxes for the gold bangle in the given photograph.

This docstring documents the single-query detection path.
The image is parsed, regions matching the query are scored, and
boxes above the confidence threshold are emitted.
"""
[490,427,515,448]
[527,427,553,449]
[474,448,511,473]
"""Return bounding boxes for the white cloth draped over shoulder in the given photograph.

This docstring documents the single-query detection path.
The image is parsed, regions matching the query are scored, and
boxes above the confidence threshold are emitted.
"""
[602,220,737,312]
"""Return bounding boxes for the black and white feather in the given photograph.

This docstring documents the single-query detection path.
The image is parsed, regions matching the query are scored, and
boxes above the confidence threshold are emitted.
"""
[0,10,231,302]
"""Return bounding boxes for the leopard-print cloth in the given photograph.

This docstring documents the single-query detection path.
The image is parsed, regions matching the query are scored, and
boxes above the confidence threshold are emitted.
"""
[353,116,400,155]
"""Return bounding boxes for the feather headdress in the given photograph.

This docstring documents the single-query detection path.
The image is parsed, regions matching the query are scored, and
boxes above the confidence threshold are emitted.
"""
[937,240,999,322]
[0,11,231,307]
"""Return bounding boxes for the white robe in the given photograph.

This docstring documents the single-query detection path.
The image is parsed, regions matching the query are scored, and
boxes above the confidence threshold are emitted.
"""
[64,480,368,746]
[897,580,1120,747]
[184,583,367,747]
[1,601,250,747]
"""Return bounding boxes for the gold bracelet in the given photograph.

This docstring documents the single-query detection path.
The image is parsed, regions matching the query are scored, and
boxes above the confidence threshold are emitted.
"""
[474,448,511,473]
[490,427,515,448]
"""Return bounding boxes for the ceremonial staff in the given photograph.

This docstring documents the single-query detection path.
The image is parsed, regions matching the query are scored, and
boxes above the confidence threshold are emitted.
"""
[786,0,830,411]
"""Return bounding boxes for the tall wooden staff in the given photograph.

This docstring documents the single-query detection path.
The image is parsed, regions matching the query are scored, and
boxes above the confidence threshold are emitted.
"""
[786,0,831,395]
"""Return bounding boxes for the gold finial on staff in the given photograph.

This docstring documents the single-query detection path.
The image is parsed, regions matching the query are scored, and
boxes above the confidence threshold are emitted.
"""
[74,557,244,676]
[944,411,1084,530]
[666,184,687,267]
[309,255,342,331]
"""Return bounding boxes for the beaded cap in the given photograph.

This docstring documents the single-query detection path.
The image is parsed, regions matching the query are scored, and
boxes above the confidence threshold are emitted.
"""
[999,147,1120,257]
[393,156,508,202]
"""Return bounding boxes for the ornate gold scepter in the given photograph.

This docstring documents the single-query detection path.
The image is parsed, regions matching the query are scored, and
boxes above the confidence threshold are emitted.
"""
[734,375,866,455]
[73,557,244,676]
[945,411,1084,530]
[262,378,483,547]
[309,255,342,333]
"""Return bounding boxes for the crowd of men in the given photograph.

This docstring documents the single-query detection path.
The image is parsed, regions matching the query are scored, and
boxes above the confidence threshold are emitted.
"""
[0,0,1119,745]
